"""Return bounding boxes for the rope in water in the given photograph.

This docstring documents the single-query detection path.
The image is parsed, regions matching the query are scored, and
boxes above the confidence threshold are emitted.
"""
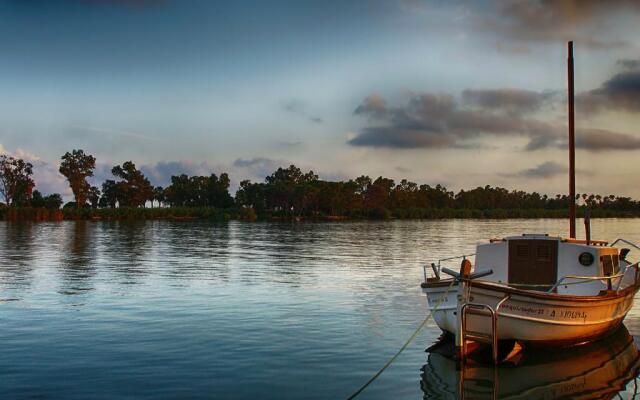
[346,279,457,400]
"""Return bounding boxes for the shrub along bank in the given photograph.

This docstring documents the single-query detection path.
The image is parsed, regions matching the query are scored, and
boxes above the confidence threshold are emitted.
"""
[1,205,638,222]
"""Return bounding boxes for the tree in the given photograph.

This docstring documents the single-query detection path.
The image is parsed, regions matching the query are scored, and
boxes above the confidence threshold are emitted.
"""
[31,190,45,208]
[264,165,318,214]
[153,186,165,208]
[164,174,190,207]
[88,186,101,208]
[365,176,394,216]
[43,193,63,209]
[0,155,35,206]
[236,180,266,213]
[59,149,96,209]
[99,180,119,208]
[111,161,153,207]
[164,174,233,208]
[32,191,63,209]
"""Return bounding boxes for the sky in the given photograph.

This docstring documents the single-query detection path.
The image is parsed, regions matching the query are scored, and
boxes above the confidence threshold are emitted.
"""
[1,0,640,199]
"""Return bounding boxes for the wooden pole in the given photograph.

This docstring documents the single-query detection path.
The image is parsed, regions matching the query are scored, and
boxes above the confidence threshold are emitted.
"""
[568,41,576,238]
[584,208,591,245]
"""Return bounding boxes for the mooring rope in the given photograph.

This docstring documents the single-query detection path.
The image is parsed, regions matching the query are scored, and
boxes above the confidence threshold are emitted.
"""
[346,279,457,400]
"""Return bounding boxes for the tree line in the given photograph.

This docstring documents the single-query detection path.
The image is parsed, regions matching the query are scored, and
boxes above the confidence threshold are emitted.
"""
[235,165,640,218]
[1,149,640,219]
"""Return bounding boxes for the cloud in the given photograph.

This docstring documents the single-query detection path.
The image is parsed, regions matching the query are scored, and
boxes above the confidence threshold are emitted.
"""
[577,129,640,151]
[577,71,640,113]
[274,140,303,149]
[349,126,454,149]
[0,143,69,197]
[524,134,564,151]
[617,59,640,71]
[89,163,115,187]
[509,161,567,179]
[282,98,307,114]
[281,98,323,124]
[354,94,388,118]
[70,126,157,142]
[462,89,557,115]
[349,91,561,150]
[139,161,224,187]
[351,84,640,152]
[477,0,639,50]
[525,128,640,151]
[505,160,595,181]
[233,157,288,179]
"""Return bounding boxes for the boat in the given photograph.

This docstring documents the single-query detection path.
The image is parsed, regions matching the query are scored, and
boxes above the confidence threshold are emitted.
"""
[421,325,640,399]
[422,235,640,359]
[420,41,640,362]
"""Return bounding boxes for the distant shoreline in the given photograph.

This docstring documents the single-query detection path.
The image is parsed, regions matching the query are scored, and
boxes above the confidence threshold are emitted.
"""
[1,206,639,222]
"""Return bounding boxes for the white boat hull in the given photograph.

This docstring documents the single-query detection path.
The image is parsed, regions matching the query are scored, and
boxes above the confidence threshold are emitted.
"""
[424,280,639,346]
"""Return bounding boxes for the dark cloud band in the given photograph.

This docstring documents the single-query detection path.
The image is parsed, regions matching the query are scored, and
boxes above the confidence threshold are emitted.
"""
[350,86,640,152]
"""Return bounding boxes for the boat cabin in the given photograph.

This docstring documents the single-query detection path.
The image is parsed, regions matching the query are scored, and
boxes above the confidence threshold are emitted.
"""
[474,234,625,294]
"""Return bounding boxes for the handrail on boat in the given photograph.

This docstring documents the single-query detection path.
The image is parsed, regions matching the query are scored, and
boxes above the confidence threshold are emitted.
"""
[563,238,609,246]
[621,261,640,290]
[611,238,640,252]
[460,294,511,365]
[423,253,476,282]
[548,271,629,293]
[436,253,476,263]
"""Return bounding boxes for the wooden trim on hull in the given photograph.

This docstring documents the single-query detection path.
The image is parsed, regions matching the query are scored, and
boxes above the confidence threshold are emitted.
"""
[498,310,623,326]
[421,279,456,289]
[467,279,640,302]
[422,277,640,302]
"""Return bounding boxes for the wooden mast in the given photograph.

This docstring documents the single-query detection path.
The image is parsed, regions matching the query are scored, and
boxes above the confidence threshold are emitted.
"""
[568,41,576,238]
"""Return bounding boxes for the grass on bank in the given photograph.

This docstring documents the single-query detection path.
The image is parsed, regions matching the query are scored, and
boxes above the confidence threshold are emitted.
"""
[1,205,639,222]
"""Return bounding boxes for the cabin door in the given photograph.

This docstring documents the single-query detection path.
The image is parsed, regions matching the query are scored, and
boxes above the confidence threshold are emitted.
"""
[508,240,558,288]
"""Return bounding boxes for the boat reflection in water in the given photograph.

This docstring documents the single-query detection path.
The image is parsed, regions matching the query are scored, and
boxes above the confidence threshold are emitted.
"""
[421,325,640,399]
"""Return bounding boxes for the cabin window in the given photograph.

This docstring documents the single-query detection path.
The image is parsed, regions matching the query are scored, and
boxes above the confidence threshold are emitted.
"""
[579,252,594,266]
[536,245,551,261]
[601,255,620,276]
[516,245,529,259]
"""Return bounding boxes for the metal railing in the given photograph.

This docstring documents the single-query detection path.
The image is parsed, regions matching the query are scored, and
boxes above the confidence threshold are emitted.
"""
[461,295,510,365]
[611,238,640,252]
[548,272,625,293]
[513,261,640,293]
[423,253,475,282]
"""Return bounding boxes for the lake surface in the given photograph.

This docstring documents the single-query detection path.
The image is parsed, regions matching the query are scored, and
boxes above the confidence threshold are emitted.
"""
[1,219,639,399]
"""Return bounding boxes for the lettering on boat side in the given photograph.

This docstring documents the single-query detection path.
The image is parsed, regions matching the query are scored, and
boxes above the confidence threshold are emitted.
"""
[551,310,588,319]
[545,380,587,398]
[500,303,545,315]
[500,304,588,320]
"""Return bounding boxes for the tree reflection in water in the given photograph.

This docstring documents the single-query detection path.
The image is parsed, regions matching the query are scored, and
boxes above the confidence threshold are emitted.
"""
[59,221,96,296]
[0,222,36,292]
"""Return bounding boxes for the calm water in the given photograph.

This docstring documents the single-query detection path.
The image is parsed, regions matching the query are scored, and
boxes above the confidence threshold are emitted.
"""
[1,219,639,399]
